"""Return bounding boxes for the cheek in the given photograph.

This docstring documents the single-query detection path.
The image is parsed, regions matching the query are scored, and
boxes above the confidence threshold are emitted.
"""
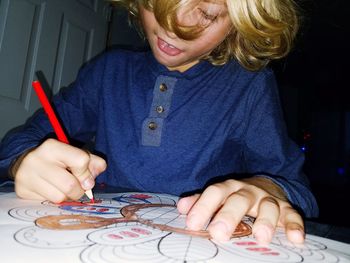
[140,7,157,32]
[193,35,223,53]
[201,24,230,43]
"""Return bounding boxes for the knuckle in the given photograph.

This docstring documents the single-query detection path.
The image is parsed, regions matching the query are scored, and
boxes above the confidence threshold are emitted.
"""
[45,138,57,144]
[232,191,252,207]
[41,138,57,148]
[205,184,226,200]
[226,179,240,187]
[75,151,90,167]
[234,188,250,199]
[36,138,58,156]
[64,178,80,195]
[261,196,280,207]
[245,183,263,194]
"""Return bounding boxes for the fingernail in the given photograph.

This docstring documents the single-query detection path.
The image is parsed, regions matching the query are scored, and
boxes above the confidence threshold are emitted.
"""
[82,178,94,189]
[254,226,272,245]
[209,221,230,241]
[289,229,305,243]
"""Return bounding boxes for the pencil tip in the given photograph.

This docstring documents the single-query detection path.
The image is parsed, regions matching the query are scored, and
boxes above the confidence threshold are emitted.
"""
[85,189,94,201]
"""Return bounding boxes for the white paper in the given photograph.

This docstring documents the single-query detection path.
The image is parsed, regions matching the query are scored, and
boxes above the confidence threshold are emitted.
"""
[0,192,349,263]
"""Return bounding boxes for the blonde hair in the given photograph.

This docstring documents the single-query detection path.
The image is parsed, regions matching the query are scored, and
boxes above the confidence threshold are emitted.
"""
[110,0,299,71]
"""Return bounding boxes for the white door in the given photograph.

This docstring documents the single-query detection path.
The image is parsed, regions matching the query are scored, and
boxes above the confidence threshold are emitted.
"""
[0,0,110,139]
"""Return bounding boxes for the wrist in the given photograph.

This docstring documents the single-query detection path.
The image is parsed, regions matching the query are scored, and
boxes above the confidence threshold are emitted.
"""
[9,148,35,180]
[242,176,288,201]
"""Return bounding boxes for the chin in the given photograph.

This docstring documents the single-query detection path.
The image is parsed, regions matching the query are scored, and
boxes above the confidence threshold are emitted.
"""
[154,54,181,68]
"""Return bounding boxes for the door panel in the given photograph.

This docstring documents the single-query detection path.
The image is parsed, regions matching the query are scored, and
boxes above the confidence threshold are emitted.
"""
[0,0,110,139]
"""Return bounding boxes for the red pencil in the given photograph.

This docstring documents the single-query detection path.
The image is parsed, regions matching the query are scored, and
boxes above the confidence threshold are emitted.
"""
[32,80,94,202]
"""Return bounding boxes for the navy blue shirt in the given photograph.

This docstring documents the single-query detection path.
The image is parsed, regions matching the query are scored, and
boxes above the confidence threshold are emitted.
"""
[0,50,318,217]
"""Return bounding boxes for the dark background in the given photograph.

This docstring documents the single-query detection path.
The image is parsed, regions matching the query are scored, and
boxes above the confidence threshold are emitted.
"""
[273,0,350,227]
[109,0,350,227]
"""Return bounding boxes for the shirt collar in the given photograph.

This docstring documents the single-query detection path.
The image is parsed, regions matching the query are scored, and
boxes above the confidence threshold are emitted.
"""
[145,51,215,80]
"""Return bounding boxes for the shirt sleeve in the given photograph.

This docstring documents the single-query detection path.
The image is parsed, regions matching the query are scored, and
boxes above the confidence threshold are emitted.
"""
[0,54,106,178]
[242,69,319,218]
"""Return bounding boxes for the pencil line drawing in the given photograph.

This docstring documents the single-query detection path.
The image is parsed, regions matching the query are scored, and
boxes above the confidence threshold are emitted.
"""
[35,203,252,239]
[1,192,349,263]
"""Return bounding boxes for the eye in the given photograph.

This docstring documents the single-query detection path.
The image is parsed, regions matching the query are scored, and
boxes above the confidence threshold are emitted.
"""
[199,8,218,22]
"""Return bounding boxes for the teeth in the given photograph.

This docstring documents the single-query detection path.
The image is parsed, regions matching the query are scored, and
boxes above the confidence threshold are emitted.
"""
[160,41,167,49]
[160,39,176,49]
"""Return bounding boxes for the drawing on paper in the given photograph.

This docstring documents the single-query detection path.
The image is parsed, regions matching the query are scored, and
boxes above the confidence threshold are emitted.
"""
[1,192,349,263]
[35,203,252,238]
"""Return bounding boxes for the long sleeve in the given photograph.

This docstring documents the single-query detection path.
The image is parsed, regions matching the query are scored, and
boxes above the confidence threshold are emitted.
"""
[241,70,319,218]
[0,54,106,178]
[0,111,50,177]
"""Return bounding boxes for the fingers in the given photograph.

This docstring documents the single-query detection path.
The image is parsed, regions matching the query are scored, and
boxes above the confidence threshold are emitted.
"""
[15,182,47,201]
[18,152,85,201]
[185,183,234,231]
[182,178,305,245]
[34,140,93,193]
[79,153,107,193]
[88,153,107,179]
[14,139,107,202]
[184,180,256,242]
[39,139,107,190]
[208,188,254,241]
[15,162,71,202]
[43,140,93,184]
[280,207,305,244]
[252,197,280,245]
[22,178,69,203]
[42,165,86,200]
[69,152,107,192]
[177,194,200,214]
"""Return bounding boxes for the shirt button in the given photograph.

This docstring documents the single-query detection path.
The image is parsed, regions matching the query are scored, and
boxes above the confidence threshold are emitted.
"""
[156,106,164,113]
[148,122,157,130]
[159,83,167,92]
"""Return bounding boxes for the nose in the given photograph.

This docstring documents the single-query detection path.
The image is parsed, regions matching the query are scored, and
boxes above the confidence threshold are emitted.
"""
[177,5,197,27]
[162,6,195,40]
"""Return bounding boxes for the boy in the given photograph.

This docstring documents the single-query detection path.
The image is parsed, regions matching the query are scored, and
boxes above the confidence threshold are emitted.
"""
[0,0,318,245]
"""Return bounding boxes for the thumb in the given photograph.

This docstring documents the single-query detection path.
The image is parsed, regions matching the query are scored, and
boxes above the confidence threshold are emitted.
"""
[88,153,107,179]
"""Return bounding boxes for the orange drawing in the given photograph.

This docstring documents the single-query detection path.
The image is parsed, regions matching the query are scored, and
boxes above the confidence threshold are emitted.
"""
[35,203,252,239]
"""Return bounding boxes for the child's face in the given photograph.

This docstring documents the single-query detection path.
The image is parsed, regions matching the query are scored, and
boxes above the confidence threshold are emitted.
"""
[140,0,232,72]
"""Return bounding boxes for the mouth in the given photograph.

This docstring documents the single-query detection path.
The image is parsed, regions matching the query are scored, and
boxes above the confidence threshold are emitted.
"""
[157,37,183,56]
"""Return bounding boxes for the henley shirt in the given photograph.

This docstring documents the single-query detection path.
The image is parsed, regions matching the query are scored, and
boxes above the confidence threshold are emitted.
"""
[0,49,319,217]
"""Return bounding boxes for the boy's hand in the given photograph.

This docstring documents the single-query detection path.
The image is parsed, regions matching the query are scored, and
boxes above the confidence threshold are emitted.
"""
[12,138,107,203]
[177,177,304,245]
